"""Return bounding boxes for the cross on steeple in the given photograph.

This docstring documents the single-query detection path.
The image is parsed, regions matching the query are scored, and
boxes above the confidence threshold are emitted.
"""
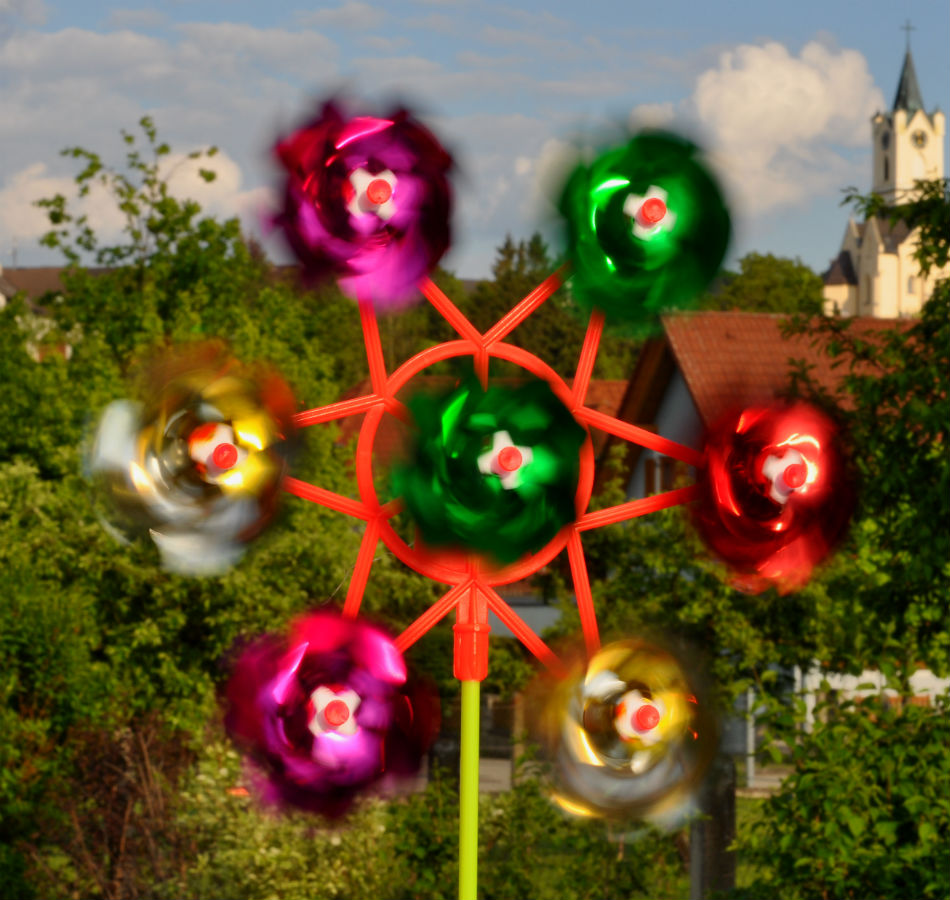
[901,19,915,51]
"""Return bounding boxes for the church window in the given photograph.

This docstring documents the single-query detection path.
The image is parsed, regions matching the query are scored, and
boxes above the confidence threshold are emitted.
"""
[883,156,889,181]
[907,276,915,293]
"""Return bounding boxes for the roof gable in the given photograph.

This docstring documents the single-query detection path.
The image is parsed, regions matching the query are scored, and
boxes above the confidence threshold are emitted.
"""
[662,311,905,425]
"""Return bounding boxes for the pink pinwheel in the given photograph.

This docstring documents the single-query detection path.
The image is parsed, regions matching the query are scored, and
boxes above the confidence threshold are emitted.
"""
[273,99,453,308]
[224,610,436,817]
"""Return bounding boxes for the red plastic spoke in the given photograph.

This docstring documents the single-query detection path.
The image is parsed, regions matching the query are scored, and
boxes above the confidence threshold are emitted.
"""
[480,584,566,677]
[358,296,388,395]
[283,476,371,520]
[293,394,379,427]
[576,406,705,469]
[395,580,471,653]
[577,484,701,532]
[380,497,404,519]
[343,516,380,618]
[421,277,484,345]
[571,310,605,408]
[566,530,600,657]
[482,264,569,347]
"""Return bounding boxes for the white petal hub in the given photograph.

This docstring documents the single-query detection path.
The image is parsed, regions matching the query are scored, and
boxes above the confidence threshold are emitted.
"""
[760,448,807,504]
[614,689,666,747]
[623,185,676,240]
[347,167,398,221]
[187,422,249,484]
[477,430,534,490]
[308,686,361,737]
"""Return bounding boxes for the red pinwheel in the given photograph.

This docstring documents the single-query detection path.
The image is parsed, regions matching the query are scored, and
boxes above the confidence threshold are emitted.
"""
[692,403,854,593]
[273,98,453,308]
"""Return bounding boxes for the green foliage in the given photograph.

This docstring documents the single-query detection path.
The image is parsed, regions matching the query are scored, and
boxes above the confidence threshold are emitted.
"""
[36,116,219,269]
[460,233,640,378]
[0,118,452,896]
[700,252,825,315]
[734,692,950,900]
[783,179,950,678]
[478,773,685,900]
[136,741,685,900]
[842,178,950,276]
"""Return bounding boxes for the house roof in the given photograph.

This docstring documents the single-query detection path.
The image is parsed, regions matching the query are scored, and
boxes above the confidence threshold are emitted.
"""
[662,311,904,426]
[0,274,18,300]
[1,267,68,300]
[873,217,912,252]
[597,311,911,490]
[893,48,924,114]
[822,251,857,286]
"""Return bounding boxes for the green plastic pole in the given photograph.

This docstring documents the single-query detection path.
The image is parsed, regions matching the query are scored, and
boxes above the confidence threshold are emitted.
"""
[459,679,480,900]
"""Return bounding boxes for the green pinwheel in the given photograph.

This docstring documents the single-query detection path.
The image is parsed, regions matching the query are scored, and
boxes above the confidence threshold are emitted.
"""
[393,372,586,564]
[559,131,730,333]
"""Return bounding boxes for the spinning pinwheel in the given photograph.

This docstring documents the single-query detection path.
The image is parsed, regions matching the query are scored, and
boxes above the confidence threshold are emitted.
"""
[88,97,854,900]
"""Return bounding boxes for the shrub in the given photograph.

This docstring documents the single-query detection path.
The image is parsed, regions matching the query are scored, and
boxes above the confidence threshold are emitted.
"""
[733,691,950,900]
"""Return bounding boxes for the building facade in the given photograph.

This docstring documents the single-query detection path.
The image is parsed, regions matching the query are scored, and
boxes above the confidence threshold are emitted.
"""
[823,47,947,317]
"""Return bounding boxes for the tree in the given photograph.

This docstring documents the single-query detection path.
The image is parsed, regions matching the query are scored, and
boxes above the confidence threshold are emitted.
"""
[782,177,950,680]
[700,252,825,315]
[735,692,950,900]
[460,233,639,379]
[0,118,446,895]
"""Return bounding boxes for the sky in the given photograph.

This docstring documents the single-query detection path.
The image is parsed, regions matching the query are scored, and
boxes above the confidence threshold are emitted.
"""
[1,0,947,280]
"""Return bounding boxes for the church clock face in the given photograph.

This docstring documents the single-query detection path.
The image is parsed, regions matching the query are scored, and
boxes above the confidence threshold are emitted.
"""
[912,130,928,148]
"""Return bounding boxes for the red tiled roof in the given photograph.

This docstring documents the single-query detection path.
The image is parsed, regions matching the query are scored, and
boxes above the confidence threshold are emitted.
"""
[662,311,906,425]
[2,267,67,300]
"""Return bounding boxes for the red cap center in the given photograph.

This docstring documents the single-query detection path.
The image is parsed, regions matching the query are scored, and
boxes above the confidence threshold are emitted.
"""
[497,446,523,472]
[634,704,661,732]
[783,462,807,489]
[639,196,667,225]
[212,442,239,470]
[366,178,392,205]
[324,698,350,728]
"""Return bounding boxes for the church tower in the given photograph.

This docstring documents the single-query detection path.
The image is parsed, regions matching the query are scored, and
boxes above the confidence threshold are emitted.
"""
[870,47,945,199]
[823,35,948,318]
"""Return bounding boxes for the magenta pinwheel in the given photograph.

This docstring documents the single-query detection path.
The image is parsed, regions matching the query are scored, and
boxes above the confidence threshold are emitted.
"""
[273,98,453,308]
[224,610,435,817]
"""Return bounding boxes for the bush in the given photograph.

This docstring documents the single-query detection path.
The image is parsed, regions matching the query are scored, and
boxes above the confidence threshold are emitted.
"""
[733,691,950,900]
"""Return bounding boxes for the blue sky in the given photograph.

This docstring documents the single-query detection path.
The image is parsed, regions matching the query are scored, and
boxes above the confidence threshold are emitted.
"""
[1,0,947,279]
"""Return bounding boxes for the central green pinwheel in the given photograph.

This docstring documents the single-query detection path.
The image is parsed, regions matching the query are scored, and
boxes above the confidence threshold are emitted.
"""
[393,373,586,564]
[559,130,730,333]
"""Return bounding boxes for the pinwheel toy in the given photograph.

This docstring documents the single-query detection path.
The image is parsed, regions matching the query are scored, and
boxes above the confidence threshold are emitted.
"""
[558,130,731,334]
[90,100,856,900]
[692,403,853,594]
[526,638,717,827]
[86,343,297,574]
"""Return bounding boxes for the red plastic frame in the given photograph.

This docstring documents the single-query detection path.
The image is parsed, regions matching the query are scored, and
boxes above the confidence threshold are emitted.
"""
[284,270,702,680]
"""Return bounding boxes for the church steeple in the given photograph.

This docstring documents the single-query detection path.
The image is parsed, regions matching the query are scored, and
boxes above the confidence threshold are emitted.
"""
[892,49,924,114]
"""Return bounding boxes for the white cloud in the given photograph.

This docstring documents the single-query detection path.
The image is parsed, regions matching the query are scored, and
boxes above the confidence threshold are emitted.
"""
[296,2,383,30]
[0,148,271,261]
[0,162,127,247]
[514,156,532,177]
[105,7,166,30]
[629,102,676,129]
[686,40,884,215]
[0,0,46,27]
